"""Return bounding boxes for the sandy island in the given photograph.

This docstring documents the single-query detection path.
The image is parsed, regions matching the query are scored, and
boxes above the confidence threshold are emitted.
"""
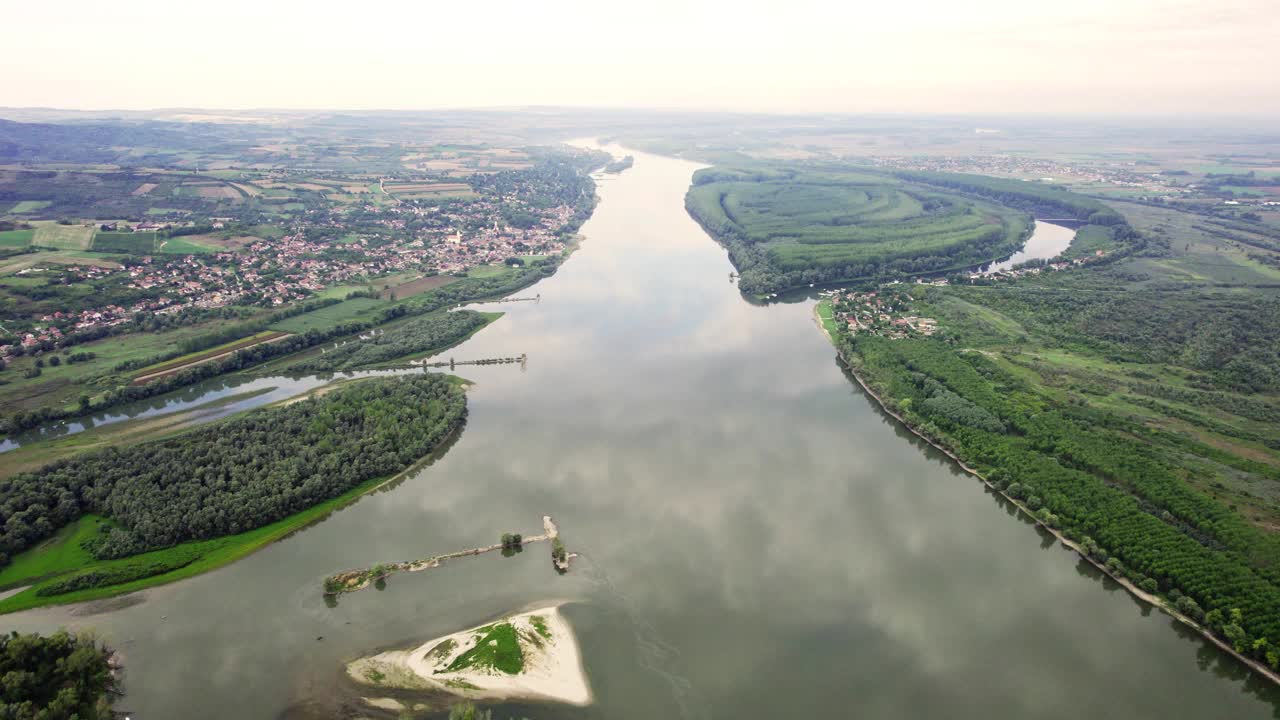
[347,603,592,707]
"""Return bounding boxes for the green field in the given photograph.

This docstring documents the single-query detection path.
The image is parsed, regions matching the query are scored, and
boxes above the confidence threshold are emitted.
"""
[130,330,284,377]
[158,236,221,254]
[0,229,34,248]
[1066,224,1118,257]
[0,515,109,588]
[316,284,370,299]
[815,298,839,337]
[92,231,157,254]
[269,297,388,333]
[466,264,517,279]
[31,223,95,250]
[0,472,392,613]
[686,165,1029,294]
[8,201,52,214]
[0,318,264,416]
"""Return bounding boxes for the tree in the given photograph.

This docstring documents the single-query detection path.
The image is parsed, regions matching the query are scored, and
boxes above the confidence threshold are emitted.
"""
[0,630,116,719]
[448,701,492,720]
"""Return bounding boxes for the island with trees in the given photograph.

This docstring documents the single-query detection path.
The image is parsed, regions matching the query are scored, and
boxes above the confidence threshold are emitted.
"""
[0,630,117,719]
[0,373,468,612]
[685,164,1033,296]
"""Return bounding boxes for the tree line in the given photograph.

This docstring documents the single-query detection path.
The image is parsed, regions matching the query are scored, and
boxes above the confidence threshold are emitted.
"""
[291,310,491,372]
[843,332,1280,670]
[0,630,116,719]
[0,374,466,566]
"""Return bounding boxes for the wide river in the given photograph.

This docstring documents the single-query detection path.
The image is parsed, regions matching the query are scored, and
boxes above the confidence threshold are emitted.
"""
[5,145,1279,719]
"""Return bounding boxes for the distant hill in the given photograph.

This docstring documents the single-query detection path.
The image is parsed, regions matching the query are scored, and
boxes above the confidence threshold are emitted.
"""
[0,118,251,164]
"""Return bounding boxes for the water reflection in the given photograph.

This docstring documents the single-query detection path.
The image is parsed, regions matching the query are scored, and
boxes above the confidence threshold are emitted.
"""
[0,143,1276,720]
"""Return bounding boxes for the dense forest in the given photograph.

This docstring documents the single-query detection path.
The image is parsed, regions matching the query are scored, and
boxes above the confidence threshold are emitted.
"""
[291,310,492,371]
[0,630,116,719]
[843,329,1280,670]
[0,374,466,565]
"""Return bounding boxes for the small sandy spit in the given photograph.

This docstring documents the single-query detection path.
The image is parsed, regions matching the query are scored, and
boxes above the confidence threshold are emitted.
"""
[347,603,592,707]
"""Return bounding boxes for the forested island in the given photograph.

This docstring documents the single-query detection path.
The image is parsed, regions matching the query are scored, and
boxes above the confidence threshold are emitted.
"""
[795,168,1280,678]
[0,373,467,611]
[685,165,1031,295]
[0,630,117,719]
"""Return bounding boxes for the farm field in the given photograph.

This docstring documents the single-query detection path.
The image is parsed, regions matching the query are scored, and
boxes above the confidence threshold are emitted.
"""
[158,236,222,254]
[31,222,95,250]
[0,229,34,248]
[131,331,292,385]
[379,274,457,300]
[0,250,122,275]
[466,264,517,279]
[686,165,1029,293]
[8,201,52,213]
[92,231,157,254]
[315,284,369,300]
[0,318,266,415]
[383,181,476,200]
[269,297,388,333]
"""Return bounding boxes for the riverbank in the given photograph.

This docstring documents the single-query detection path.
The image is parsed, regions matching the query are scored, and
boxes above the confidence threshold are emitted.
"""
[347,604,592,707]
[810,302,1280,688]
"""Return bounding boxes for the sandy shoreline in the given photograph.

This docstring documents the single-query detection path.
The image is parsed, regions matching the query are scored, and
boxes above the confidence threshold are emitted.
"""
[348,603,593,706]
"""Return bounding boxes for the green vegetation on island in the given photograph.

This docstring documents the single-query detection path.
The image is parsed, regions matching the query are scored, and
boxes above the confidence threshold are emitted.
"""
[445,623,525,675]
[0,630,117,719]
[685,165,1031,294]
[290,310,498,371]
[0,374,466,610]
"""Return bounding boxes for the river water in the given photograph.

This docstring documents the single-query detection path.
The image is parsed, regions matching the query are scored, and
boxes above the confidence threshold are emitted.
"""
[4,145,1279,719]
[982,220,1076,274]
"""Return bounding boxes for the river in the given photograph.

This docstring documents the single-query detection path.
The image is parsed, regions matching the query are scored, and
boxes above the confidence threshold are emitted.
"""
[982,219,1077,274]
[3,144,1278,719]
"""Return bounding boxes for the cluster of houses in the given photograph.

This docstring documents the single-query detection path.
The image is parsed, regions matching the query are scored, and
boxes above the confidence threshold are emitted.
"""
[3,324,63,353]
[424,204,575,273]
[2,193,580,353]
[824,289,939,339]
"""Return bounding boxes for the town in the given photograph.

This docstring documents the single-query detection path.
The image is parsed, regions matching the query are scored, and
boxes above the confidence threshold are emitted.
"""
[1,155,595,357]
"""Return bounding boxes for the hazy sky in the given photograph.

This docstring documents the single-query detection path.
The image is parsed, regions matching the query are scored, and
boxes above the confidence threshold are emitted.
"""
[7,0,1279,114]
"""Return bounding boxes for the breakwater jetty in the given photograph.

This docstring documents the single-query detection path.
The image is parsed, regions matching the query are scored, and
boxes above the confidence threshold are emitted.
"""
[324,515,571,595]
[403,353,527,370]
